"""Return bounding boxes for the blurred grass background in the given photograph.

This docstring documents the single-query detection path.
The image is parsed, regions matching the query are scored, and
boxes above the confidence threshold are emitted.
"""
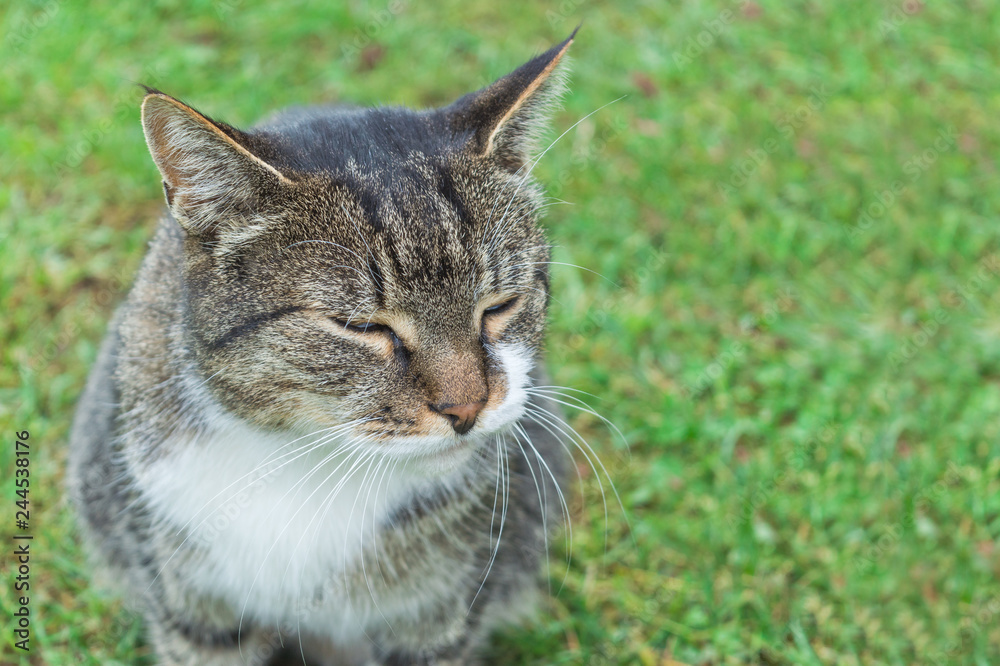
[2,0,999,664]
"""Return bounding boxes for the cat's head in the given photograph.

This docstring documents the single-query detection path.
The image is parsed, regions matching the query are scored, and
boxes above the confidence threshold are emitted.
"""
[141,31,576,470]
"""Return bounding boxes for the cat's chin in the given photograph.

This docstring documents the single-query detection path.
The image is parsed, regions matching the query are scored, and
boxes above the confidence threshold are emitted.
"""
[385,434,484,476]
[367,426,515,477]
[412,441,478,475]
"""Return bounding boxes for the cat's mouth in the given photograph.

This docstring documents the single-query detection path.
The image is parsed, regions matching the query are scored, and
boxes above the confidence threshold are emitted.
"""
[334,342,534,465]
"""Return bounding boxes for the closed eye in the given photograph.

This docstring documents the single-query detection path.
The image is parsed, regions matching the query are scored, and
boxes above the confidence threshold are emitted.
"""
[333,318,392,335]
[332,318,405,350]
[483,297,518,316]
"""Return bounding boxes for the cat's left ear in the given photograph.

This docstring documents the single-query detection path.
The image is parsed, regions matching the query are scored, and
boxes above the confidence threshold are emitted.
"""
[446,28,577,170]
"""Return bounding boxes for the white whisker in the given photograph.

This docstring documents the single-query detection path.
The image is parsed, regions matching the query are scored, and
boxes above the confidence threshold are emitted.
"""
[524,399,633,555]
[512,421,573,591]
[487,96,626,251]
[469,436,508,611]
[508,430,551,590]
[283,239,367,266]
[145,419,372,596]
[527,387,629,454]
[237,440,373,657]
[508,260,618,286]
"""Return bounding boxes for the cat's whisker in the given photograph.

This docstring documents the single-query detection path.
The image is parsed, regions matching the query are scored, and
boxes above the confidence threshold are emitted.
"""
[289,446,386,652]
[340,203,384,297]
[487,95,627,251]
[370,455,400,593]
[238,440,377,658]
[241,442,365,658]
[487,201,535,252]
[292,443,392,658]
[515,283,563,304]
[514,420,576,544]
[470,435,510,611]
[488,201,541,255]
[172,418,372,529]
[499,242,550,263]
[523,403,610,521]
[192,420,364,523]
[483,158,534,238]
[526,388,631,460]
[144,420,371,596]
[342,300,370,331]
[523,200,570,218]
[508,260,618,286]
[467,436,503,612]
[485,206,564,273]
[353,452,397,634]
[293,437,380,607]
[274,434,374,521]
[523,400,634,557]
[266,444,368,609]
[486,436,503,556]
[523,404,610,556]
[278,438,377,590]
[482,240,561,282]
[283,239,368,266]
[329,447,393,646]
[520,411,602,594]
[530,384,603,401]
[512,421,573,591]
[507,430,551,593]
[190,367,226,391]
[528,386,621,426]
[273,457,363,654]
[514,422,584,536]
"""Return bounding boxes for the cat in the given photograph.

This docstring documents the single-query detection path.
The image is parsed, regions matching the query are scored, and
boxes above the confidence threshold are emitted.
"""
[68,29,581,666]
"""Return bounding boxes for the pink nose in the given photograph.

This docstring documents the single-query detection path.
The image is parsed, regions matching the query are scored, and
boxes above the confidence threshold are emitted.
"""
[430,401,486,435]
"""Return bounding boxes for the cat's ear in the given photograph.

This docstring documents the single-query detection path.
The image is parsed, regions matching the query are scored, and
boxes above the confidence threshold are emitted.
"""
[141,90,293,235]
[446,28,577,170]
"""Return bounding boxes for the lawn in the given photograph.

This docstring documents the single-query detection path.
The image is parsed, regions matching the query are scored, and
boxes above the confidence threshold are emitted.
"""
[2,0,999,664]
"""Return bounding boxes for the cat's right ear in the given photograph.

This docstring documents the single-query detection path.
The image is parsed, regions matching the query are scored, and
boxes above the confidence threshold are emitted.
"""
[141,90,293,236]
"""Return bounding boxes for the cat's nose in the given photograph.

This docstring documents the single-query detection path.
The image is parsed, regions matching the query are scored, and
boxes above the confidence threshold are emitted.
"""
[430,401,486,435]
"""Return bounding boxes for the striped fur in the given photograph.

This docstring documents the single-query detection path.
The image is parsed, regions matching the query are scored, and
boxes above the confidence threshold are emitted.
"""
[69,31,578,666]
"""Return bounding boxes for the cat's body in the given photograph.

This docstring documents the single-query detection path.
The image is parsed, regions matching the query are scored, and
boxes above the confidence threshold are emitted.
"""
[69,32,577,665]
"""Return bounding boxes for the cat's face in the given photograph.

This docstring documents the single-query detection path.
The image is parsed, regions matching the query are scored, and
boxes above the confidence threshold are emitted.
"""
[187,149,551,461]
[142,34,574,469]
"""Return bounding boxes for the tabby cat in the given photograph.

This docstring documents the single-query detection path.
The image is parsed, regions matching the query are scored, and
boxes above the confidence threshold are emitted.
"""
[69,30,581,666]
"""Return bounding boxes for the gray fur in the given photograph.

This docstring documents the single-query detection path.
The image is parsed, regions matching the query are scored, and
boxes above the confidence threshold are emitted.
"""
[69,32,579,666]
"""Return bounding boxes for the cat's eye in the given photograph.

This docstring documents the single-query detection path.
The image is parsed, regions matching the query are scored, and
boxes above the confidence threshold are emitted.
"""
[333,319,402,346]
[483,297,519,317]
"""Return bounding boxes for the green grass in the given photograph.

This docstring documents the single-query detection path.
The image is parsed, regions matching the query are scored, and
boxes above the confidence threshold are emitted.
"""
[2,0,999,663]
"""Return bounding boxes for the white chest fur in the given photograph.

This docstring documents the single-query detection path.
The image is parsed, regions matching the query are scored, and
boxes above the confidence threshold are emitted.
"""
[132,342,533,641]
[136,420,436,640]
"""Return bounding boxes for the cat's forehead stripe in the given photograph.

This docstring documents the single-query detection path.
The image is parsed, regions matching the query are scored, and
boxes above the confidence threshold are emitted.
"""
[344,176,384,233]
